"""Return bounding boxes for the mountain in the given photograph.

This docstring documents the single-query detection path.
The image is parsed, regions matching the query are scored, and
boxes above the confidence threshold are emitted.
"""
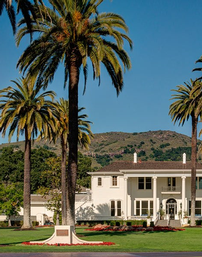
[0,130,200,169]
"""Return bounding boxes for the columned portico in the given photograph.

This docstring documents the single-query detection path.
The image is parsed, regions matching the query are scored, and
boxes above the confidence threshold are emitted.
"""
[181,176,186,217]
[124,177,128,220]
[152,176,157,220]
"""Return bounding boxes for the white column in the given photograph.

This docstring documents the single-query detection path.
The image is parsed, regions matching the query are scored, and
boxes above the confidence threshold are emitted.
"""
[181,176,186,217]
[124,177,128,220]
[152,176,157,221]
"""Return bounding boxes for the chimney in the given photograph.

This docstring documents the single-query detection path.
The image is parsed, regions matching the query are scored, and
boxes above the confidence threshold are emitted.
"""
[134,152,137,163]
[183,153,186,164]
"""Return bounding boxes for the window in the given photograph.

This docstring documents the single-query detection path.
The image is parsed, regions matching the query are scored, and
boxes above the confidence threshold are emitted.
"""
[150,201,153,215]
[112,176,117,186]
[98,177,102,186]
[117,201,121,216]
[135,200,153,216]
[189,200,202,216]
[111,200,121,216]
[196,177,202,190]
[138,178,144,189]
[146,177,152,189]
[138,177,151,190]
[136,201,140,216]
[199,178,202,189]
[111,201,115,216]
[168,177,176,188]
[195,201,201,216]
[142,201,148,215]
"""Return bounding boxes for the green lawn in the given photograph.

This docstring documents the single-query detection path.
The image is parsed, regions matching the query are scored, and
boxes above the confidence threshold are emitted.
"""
[0,226,202,252]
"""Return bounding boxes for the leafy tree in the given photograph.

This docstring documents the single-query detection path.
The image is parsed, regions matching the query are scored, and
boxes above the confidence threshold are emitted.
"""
[169,79,202,226]
[77,152,92,189]
[37,157,61,225]
[0,147,24,184]
[0,183,23,226]
[31,147,57,193]
[17,0,132,227]
[0,77,56,229]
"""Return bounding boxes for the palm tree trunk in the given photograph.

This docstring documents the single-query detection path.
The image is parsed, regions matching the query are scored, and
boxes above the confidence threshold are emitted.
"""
[61,136,67,225]
[22,127,32,229]
[67,49,80,227]
[190,115,198,226]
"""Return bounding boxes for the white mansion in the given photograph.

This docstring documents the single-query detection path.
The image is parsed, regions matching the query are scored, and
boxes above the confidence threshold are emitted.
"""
[1,153,202,225]
[88,153,202,225]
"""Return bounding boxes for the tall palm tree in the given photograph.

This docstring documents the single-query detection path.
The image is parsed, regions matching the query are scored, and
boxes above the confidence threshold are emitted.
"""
[17,0,132,226]
[169,79,202,226]
[53,98,93,225]
[0,0,44,34]
[0,77,56,228]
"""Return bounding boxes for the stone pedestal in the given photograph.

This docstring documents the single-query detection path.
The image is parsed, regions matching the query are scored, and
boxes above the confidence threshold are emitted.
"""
[30,225,103,245]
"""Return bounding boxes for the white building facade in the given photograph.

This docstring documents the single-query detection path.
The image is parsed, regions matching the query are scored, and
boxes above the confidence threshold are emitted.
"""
[87,153,202,225]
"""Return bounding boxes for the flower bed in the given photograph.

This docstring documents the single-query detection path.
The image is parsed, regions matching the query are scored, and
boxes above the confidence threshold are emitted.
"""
[85,224,185,232]
[22,241,115,246]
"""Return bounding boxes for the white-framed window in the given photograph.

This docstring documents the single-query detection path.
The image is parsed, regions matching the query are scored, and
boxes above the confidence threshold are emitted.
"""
[196,177,202,190]
[98,177,102,186]
[112,176,118,186]
[189,200,202,216]
[135,199,153,216]
[138,177,151,190]
[110,200,122,216]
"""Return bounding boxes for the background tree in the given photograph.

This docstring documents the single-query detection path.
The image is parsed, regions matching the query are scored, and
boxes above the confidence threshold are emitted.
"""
[17,0,132,227]
[0,183,23,226]
[51,98,93,225]
[31,147,57,192]
[0,146,24,184]
[0,77,56,229]
[169,79,202,226]
[38,156,61,225]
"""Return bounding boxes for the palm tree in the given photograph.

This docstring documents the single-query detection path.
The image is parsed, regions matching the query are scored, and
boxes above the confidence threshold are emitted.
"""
[53,98,93,225]
[0,77,56,228]
[169,79,202,226]
[0,0,44,34]
[17,0,132,226]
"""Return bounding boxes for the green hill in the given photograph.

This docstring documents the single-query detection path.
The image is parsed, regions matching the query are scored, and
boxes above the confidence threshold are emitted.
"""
[0,130,200,169]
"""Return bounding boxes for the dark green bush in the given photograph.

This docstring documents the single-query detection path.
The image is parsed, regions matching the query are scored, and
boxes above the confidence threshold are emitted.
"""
[32,221,39,227]
[196,220,202,226]
[150,221,155,227]
[143,221,147,228]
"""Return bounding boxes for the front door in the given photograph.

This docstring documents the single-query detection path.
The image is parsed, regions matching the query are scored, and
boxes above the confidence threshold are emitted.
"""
[166,198,177,220]
[168,203,175,220]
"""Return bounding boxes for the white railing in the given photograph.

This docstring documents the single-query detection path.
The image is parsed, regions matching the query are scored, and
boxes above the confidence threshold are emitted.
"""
[161,186,181,192]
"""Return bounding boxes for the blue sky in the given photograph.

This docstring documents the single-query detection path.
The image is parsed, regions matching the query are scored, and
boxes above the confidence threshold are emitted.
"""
[1,0,202,144]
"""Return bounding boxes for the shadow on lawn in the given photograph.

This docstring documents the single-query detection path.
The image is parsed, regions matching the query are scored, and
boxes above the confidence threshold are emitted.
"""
[79,229,177,238]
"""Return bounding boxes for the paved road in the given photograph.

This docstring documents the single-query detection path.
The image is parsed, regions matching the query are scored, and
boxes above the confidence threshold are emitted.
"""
[1,253,202,257]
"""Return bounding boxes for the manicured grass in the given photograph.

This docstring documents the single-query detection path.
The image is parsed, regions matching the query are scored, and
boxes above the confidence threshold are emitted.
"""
[0,226,202,252]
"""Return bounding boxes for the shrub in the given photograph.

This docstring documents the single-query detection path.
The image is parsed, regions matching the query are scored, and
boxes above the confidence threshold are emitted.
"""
[196,220,202,226]
[0,221,8,227]
[32,221,39,227]
[143,221,147,228]
[150,221,155,227]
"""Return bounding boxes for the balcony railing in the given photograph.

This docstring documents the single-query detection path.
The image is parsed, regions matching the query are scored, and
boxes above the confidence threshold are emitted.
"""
[161,186,181,192]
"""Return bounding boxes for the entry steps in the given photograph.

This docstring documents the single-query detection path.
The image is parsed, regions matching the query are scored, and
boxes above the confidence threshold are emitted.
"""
[155,219,181,227]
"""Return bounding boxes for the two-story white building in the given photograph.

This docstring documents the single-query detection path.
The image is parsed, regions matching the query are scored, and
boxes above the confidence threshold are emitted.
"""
[2,153,202,226]
[87,153,202,225]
